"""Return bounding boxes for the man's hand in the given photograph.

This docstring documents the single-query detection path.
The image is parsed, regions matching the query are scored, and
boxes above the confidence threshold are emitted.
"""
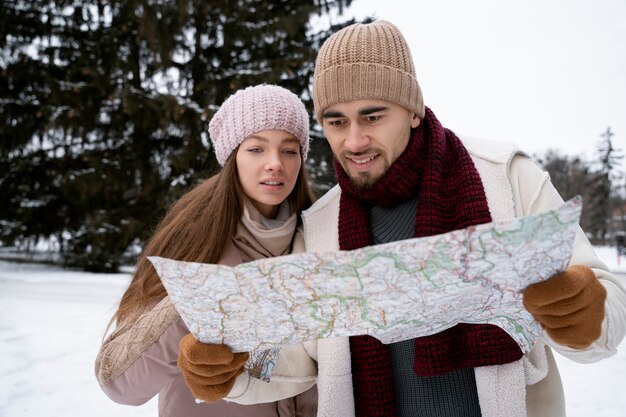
[523,265,607,350]
[177,334,249,403]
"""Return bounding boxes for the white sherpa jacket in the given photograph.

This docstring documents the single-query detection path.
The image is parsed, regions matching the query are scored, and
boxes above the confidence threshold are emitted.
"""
[298,136,626,417]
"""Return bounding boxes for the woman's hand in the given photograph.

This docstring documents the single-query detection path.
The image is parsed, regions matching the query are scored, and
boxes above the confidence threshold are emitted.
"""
[177,334,249,403]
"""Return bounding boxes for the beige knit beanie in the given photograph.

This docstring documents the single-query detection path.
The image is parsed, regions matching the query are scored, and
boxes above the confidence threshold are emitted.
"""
[312,20,425,123]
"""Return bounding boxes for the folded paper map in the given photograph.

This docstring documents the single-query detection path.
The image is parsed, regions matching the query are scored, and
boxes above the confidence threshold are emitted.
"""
[150,196,582,381]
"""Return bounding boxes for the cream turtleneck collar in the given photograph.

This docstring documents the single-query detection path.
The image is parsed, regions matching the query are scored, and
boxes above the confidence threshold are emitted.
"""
[232,197,297,263]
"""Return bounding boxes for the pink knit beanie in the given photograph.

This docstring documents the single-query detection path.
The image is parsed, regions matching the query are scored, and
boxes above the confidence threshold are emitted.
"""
[208,84,310,166]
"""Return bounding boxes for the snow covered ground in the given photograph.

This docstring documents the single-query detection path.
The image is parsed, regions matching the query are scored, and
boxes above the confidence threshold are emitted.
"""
[0,247,625,417]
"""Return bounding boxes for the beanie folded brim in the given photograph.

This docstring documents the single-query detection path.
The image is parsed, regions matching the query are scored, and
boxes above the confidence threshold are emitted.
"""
[314,63,424,123]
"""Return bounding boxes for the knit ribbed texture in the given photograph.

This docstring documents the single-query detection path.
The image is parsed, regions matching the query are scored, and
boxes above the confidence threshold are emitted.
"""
[336,107,523,417]
[208,84,310,165]
[389,340,481,417]
[312,20,424,122]
[412,324,522,376]
[370,198,418,244]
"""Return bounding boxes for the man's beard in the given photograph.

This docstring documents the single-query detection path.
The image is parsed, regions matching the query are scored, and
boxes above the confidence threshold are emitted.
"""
[336,151,389,192]
[350,171,381,192]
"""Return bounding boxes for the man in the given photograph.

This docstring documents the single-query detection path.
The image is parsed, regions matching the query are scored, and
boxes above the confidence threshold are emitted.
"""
[300,20,626,417]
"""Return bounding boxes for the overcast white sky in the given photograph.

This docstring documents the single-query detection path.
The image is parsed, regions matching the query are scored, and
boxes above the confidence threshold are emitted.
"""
[344,0,626,168]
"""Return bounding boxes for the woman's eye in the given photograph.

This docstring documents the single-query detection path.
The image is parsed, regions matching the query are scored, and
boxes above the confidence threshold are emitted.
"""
[247,147,262,153]
[283,149,299,155]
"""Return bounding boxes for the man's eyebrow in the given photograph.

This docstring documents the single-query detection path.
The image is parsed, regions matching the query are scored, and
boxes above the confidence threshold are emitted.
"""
[322,106,388,119]
[358,106,388,115]
[321,110,344,119]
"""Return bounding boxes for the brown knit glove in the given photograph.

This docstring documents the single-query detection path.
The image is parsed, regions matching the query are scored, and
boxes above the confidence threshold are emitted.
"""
[177,334,249,403]
[523,265,607,350]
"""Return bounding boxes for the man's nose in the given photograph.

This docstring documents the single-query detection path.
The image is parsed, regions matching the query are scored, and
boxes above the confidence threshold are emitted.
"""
[344,124,370,153]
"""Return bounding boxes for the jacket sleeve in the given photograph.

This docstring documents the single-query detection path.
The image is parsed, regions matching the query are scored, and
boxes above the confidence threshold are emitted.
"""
[95,294,318,406]
[225,343,318,404]
[94,296,185,405]
[510,155,626,362]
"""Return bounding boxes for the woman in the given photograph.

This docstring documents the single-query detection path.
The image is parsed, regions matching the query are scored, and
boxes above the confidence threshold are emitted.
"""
[95,84,318,416]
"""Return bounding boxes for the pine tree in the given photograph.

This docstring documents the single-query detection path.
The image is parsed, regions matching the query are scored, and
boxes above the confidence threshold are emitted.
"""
[0,0,357,271]
[587,127,623,244]
[535,149,594,231]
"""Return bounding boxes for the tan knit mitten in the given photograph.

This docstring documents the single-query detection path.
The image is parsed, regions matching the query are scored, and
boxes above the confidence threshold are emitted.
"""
[178,334,249,403]
[523,265,607,350]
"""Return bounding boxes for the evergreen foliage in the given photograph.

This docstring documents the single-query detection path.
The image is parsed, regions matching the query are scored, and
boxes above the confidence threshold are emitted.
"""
[588,128,623,243]
[535,127,624,244]
[0,0,355,271]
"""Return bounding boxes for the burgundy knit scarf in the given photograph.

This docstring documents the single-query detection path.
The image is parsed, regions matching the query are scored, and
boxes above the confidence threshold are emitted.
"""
[335,107,523,417]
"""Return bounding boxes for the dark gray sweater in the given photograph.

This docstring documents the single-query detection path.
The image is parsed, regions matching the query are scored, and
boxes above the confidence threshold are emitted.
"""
[370,198,482,417]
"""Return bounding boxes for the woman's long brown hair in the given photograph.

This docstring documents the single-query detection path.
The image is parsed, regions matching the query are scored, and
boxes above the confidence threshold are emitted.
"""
[109,152,315,329]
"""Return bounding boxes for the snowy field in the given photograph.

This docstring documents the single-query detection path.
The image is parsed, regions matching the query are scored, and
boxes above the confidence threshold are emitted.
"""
[0,247,625,417]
